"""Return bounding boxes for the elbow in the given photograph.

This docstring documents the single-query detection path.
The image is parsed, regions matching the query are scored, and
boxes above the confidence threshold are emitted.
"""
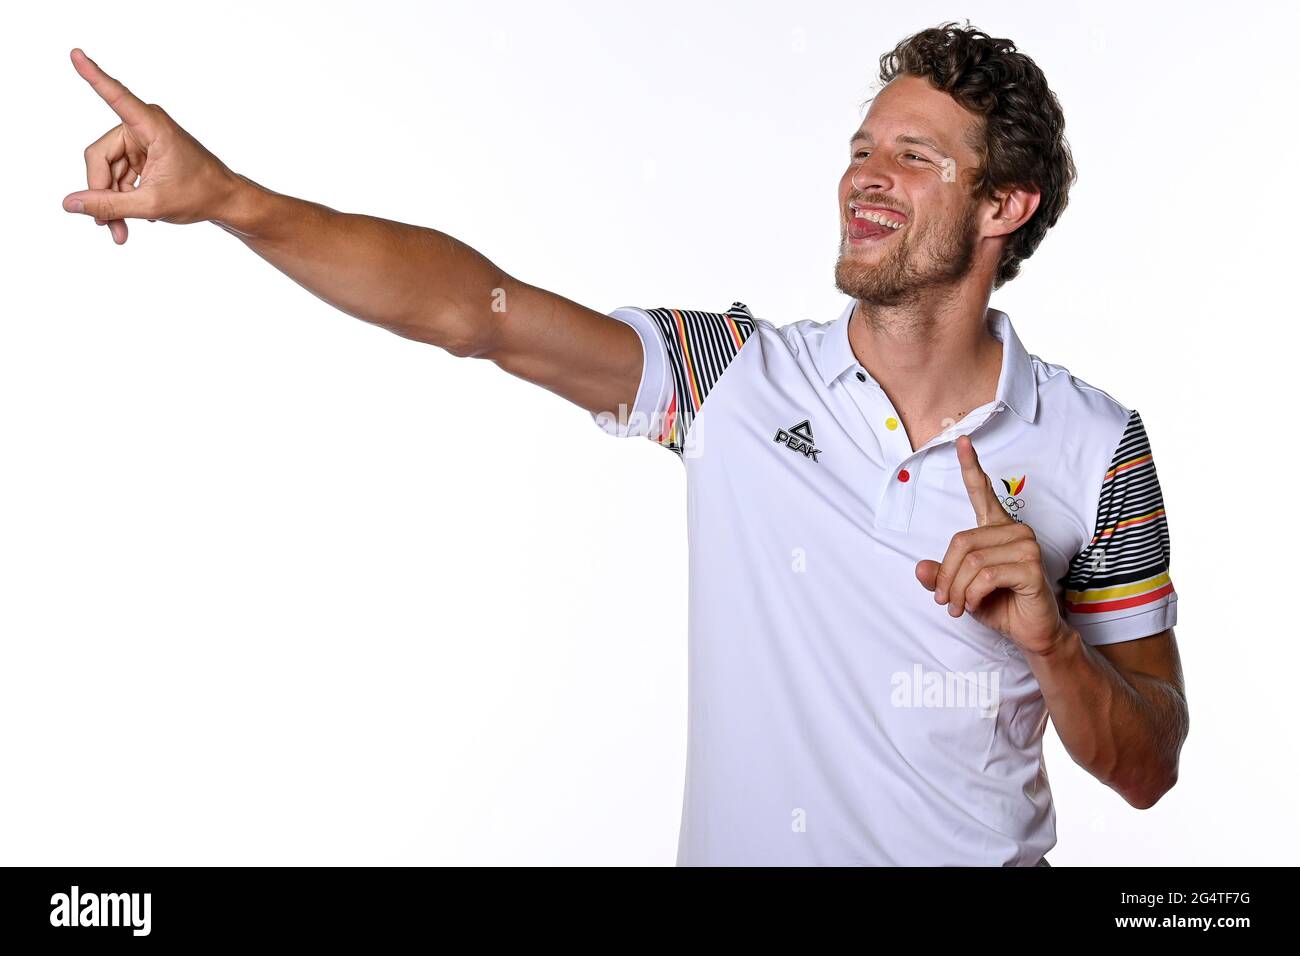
[406,275,510,359]
[1114,694,1189,810]
[1119,766,1179,810]
[439,326,492,359]
[383,306,492,359]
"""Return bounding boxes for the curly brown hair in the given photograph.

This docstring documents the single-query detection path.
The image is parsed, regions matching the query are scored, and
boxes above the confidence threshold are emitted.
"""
[876,20,1078,288]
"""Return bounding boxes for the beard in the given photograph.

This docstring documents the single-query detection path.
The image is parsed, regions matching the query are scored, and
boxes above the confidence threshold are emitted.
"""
[834,200,980,308]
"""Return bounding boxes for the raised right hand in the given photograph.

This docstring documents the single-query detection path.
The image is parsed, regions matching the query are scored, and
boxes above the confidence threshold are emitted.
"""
[62,48,241,244]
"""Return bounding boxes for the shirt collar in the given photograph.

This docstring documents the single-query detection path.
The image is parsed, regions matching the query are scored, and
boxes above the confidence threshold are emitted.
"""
[817,300,1038,424]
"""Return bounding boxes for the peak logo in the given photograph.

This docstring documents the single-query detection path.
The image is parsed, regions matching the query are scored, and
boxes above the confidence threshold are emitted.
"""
[774,418,820,462]
[50,885,151,937]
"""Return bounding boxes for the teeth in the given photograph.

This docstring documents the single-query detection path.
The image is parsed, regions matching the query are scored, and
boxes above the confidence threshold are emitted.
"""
[853,209,904,230]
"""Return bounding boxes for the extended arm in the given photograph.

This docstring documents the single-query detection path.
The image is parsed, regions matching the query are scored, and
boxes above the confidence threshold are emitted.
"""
[61,49,642,421]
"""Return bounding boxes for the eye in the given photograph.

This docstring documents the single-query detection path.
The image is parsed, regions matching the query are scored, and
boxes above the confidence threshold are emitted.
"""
[905,153,928,162]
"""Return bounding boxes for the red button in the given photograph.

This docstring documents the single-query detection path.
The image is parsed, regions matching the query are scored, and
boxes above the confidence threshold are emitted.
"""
[897,469,910,482]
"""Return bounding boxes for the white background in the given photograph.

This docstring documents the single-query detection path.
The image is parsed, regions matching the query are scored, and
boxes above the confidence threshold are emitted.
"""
[4,0,1296,865]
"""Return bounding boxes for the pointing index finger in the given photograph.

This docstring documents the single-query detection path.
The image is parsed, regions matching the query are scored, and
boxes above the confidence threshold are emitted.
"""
[956,435,1010,527]
[70,49,153,130]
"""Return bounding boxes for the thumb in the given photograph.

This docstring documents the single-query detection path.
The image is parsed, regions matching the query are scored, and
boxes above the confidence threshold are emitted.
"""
[915,559,940,591]
[63,188,153,222]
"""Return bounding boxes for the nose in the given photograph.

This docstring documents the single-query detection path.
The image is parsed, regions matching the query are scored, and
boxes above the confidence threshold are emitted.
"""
[848,144,900,192]
[850,158,891,192]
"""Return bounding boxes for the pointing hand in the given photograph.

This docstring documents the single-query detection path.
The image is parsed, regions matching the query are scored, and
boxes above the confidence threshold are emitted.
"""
[914,435,1069,657]
[62,49,241,244]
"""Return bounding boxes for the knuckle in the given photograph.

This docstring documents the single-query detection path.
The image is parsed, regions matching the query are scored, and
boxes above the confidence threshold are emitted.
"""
[980,567,999,583]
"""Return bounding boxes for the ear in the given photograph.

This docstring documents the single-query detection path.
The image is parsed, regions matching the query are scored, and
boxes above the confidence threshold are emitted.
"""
[985,185,1040,238]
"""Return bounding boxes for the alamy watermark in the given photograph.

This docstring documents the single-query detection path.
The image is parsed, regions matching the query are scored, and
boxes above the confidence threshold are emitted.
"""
[50,885,151,936]
[891,663,1001,718]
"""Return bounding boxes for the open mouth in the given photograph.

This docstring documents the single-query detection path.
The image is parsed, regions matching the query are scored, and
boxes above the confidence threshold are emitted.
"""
[847,204,906,243]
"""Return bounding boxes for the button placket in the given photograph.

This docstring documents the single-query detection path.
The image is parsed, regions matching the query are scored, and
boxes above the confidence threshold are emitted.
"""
[876,403,1010,532]
[844,364,924,531]
[838,366,892,463]
[873,383,913,473]
[876,448,924,531]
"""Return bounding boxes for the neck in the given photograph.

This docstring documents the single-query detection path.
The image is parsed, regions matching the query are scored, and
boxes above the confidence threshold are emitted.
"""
[848,286,1003,435]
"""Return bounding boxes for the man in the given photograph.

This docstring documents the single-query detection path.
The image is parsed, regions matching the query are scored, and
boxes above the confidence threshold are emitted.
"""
[62,21,1186,866]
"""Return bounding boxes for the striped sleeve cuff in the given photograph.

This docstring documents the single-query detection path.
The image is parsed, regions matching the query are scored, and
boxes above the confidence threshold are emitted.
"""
[644,303,757,456]
[1061,410,1178,645]
[591,303,757,456]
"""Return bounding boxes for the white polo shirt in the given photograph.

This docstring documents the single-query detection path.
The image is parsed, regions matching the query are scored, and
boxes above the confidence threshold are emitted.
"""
[592,298,1177,866]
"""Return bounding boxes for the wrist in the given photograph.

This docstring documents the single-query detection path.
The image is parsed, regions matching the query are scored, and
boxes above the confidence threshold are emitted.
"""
[1027,617,1080,665]
[210,171,274,238]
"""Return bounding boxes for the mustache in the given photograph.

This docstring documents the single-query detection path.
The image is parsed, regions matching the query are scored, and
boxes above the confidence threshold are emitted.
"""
[846,196,908,217]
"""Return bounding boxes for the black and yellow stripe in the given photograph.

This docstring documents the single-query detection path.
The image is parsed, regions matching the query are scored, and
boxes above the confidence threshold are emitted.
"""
[1061,410,1175,616]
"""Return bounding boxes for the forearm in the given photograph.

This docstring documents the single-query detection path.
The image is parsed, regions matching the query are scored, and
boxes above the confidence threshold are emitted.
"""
[210,172,504,354]
[1028,626,1187,807]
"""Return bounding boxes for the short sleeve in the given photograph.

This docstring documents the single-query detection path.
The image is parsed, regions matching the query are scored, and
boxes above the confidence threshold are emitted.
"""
[1060,410,1178,645]
[590,302,757,457]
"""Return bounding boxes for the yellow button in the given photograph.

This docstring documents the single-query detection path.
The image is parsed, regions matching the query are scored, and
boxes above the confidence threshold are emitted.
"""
[885,417,899,431]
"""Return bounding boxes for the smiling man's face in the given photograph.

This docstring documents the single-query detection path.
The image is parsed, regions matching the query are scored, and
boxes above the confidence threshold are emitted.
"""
[835,74,987,308]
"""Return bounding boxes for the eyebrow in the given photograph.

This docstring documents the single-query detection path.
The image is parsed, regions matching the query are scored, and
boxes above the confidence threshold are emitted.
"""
[850,131,947,154]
